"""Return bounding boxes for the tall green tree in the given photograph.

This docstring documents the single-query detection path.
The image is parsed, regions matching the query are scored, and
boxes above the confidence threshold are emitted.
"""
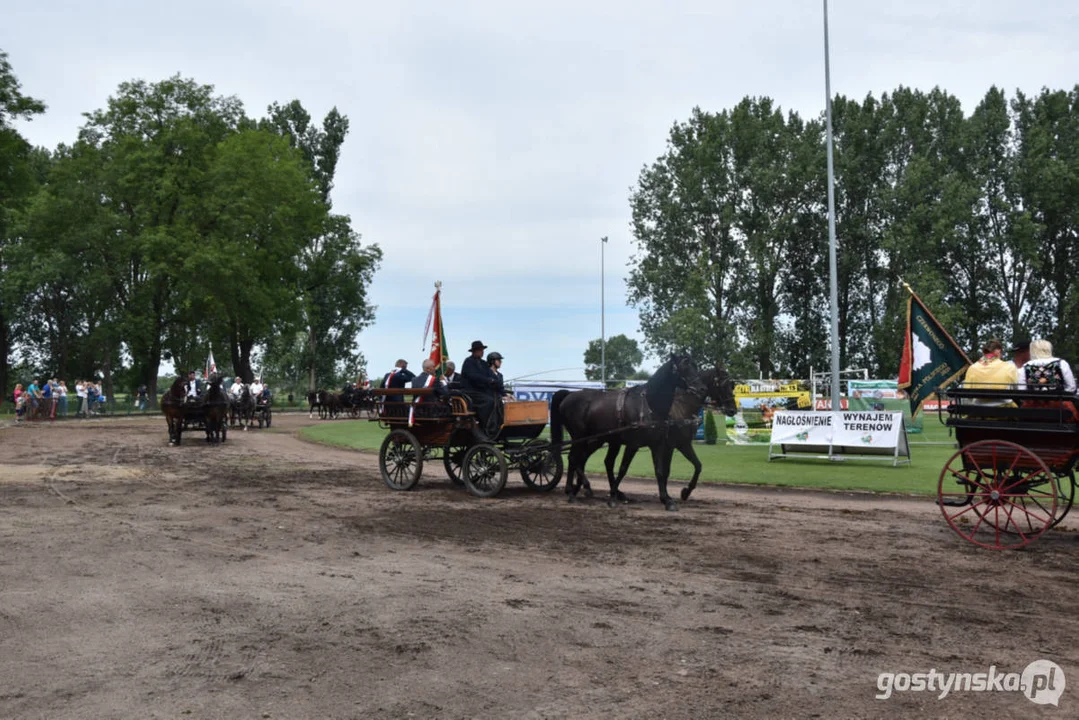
[77,76,245,399]
[262,100,381,391]
[0,49,46,397]
[583,334,644,382]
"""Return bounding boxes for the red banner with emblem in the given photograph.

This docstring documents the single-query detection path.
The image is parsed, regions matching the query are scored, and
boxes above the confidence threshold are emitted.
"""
[423,282,448,377]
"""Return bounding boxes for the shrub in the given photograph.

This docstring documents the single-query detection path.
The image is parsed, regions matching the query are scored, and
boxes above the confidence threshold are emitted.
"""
[703,408,718,445]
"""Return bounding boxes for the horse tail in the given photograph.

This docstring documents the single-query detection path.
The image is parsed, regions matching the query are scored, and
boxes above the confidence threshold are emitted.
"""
[550,389,571,448]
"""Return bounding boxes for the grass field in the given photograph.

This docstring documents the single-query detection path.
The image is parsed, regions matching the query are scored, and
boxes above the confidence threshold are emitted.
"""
[300,415,960,496]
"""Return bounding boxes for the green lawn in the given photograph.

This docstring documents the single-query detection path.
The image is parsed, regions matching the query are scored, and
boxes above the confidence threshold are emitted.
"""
[299,417,960,496]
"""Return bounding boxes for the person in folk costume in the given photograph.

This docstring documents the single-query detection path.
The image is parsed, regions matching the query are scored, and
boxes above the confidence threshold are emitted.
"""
[1017,339,1078,421]
[461,340,504,441]
[963,338,1018,407]
[384,359,415,403]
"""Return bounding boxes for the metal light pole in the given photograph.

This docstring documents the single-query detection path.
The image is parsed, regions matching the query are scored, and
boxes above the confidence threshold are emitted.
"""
[601,236,608,388]
[823,0,841,409]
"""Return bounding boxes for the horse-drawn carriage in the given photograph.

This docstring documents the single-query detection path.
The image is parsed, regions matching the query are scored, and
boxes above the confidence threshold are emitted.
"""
[938,383,1079,549]
[370,389,562,498]
[255,396,272,428]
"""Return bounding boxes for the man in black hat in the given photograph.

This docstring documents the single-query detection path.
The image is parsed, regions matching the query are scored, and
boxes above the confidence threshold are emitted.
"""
[461,340,502,440]
[1011,338,1031,370]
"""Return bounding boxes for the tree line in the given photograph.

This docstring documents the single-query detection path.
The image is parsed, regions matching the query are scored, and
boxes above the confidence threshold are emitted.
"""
[0,51,381,404]
[629,86,1079,381]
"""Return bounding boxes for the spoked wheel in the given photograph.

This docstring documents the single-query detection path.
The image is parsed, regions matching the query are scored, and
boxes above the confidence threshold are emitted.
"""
[519,440,563,492]
[442,444,468,487]
[379,429,424,491]
[938,440,1058,550]
[1050,470,1075,528]
[463,444,508,498]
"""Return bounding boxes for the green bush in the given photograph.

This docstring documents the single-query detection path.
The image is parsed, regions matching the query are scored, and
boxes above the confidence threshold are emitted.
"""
[703,408,718,445]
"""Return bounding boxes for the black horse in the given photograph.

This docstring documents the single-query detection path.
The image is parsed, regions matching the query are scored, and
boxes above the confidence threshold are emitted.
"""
[307,390,321,418]
[550,353,705,510]
[231,384,256,430]
[202,376,230,444]
[601,365,739,504]
[160,376,188,446]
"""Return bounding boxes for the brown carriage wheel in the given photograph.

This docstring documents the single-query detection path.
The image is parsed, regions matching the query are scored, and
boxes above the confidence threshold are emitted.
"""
[442,444,468,487]
[519,441,563,492]
[379,429,424,491]
[463,444,508,498]
[938,440,1058,550]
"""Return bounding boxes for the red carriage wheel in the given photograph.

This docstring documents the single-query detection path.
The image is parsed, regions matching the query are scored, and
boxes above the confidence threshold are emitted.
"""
[938,440,1058,550]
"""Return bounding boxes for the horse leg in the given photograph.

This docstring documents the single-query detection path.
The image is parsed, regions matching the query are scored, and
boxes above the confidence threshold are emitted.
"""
[565,447,582,501]
[612,447,638,503]
[603,442,622,507]
[652,444,678,511]
[679,439,703,501]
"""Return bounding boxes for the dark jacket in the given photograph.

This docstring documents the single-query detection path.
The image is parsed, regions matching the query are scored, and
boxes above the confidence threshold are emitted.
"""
[387,368,415,389]
[412,372,448,400]
[461,355,496,393]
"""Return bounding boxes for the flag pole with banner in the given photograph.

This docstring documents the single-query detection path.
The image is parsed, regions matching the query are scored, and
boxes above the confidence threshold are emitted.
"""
[206,346,217,381]
[422,281,449,377]
[897,282,971,416]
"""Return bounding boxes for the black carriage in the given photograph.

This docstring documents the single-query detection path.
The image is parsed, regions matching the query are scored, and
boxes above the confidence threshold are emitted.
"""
[938,384,1079,549]
[370,388,562,498]
[255,397,273,428]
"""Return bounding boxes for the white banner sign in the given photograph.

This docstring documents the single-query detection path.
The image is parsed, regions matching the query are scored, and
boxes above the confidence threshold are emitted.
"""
[770,411,910,465]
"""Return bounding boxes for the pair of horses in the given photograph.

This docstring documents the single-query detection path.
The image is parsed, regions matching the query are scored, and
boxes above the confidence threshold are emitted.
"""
[160,375,230,446]
[550,354,738,510]
[229,384,257,429]
[307,387,376,419]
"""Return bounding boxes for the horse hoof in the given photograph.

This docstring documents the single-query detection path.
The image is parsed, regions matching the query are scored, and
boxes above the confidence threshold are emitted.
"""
[607,497,618,508]
[665,499,679,512]
[680,488,691,501]
[567,495,576,504]
[583,488,594,499]
[616,491,629,503]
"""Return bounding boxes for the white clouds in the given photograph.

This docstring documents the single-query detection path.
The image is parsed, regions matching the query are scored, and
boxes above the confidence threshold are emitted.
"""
[4,0,1077,379]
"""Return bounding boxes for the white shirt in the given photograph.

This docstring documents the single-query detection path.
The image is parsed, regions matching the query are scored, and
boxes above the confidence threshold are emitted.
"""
[187,380,199,398]
[229,383,245,397]
[250,382,264,396]
[56,385,67,398]
[1019,357,1077,393]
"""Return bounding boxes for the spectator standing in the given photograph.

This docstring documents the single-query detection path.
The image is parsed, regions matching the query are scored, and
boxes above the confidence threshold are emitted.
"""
[136,384,148,412]
[26,379,41,420]
[56,380,68,417]
[76,380,88,418]
[41,379,54,420]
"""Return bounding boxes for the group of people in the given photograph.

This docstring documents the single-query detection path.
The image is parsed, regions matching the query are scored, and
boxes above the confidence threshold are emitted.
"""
[382,339,512,439]
[12,378,108,423]
[182,370,272,405]
[964,337,1077,413]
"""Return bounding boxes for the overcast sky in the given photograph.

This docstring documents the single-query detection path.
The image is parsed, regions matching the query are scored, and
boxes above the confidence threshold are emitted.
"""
[5,0,1077,382]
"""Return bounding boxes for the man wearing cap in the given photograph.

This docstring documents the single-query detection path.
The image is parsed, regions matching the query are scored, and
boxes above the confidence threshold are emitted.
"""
[462,340,503,440]
[1011,338,1031,370]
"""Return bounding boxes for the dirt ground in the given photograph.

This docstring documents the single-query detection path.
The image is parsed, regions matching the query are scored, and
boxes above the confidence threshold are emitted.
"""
[1,414,1077,719]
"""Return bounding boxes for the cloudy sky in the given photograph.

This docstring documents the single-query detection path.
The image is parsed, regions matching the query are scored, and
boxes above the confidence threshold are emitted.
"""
[5,0,1077,382]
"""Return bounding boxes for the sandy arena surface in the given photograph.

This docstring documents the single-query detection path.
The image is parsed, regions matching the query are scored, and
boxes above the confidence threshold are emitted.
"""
[1,413,1077,719]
